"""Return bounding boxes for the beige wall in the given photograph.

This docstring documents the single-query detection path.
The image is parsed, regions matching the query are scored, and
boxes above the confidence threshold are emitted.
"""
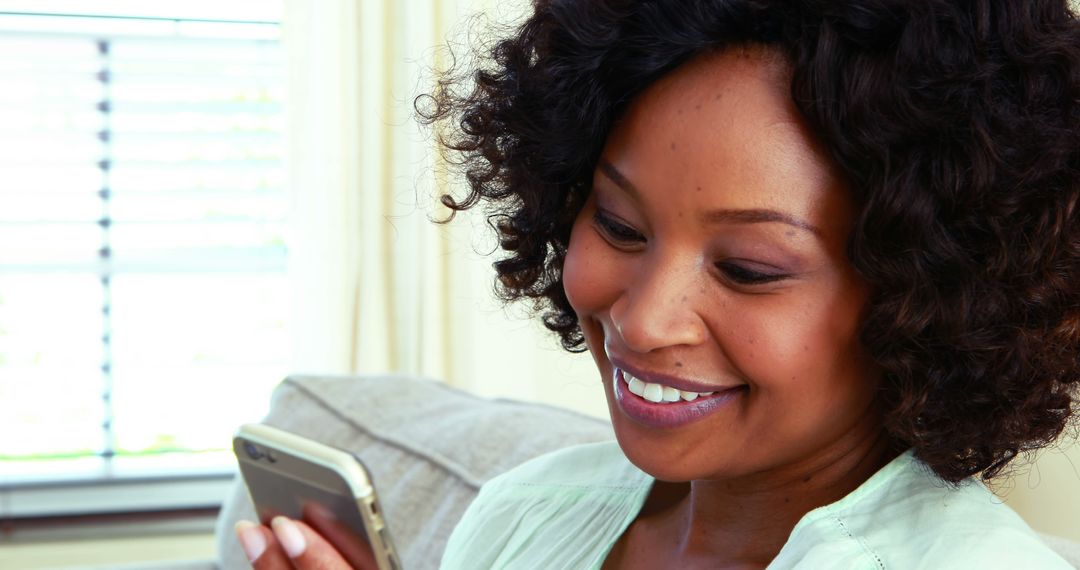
[999,437,1080,540]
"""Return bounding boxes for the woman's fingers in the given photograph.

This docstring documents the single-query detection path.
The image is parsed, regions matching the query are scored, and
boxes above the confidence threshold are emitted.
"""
[236,517,355,569]
[273,517,365,569]
[302,502,381,569]
[235,520,293,569]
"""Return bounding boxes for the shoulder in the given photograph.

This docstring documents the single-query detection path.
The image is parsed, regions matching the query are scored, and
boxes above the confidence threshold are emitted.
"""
[440,441,651,570]
[775,451,1072,569]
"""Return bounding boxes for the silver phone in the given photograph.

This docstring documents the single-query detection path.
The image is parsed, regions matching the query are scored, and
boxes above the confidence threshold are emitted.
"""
[233,423,401,570]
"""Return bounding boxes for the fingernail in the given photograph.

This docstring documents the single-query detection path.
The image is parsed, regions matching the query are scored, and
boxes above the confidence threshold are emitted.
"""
[272,516,307,558]
[235,520,266,562]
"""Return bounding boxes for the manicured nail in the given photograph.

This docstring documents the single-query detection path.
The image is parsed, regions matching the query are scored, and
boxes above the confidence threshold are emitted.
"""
[272,516,307,558]
[235,520,266,562]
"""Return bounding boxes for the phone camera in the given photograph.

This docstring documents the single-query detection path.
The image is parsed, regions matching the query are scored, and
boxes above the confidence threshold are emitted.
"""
[243,441,263,460]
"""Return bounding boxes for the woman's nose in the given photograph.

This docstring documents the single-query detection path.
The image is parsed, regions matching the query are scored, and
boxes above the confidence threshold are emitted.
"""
[609,264,709,354]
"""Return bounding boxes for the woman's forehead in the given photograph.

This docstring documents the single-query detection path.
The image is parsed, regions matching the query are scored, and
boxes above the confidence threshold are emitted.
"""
[607,48,805,165]
[597,47,849,236]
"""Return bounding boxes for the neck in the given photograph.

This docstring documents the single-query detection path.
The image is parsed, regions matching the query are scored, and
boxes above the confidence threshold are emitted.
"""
[695,431,895,562]
[639,419,899,567]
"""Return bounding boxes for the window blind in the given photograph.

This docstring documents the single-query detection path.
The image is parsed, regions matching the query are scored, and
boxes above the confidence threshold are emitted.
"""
[0,11,288,516]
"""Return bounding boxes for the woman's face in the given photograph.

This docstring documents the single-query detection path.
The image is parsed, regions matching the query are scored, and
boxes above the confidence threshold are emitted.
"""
[563,48,883,483]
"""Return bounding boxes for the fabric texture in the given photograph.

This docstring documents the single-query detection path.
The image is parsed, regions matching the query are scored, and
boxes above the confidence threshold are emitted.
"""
[441,441,1075,569]
[214,374,614,570]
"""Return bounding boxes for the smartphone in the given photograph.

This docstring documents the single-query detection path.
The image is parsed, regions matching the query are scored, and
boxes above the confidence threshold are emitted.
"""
[233,423,401,570]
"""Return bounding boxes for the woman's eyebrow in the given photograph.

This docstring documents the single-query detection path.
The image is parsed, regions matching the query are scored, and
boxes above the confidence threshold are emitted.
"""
[700,208,821,236]
[597,158,821,237]
[597,159,642,199]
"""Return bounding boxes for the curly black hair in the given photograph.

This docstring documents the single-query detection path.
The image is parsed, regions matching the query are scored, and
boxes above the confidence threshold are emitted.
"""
[417,0,1080,483]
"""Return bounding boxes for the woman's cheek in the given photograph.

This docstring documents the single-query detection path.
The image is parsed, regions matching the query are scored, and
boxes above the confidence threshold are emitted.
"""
[563,225,617,318]
[720,293,830,389]
[563,228,617,366]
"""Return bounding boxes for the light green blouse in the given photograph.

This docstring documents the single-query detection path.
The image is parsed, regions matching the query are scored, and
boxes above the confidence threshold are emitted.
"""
[440,441,1070,569]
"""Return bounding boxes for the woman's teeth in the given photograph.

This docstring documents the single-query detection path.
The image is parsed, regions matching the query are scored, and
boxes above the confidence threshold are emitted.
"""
[624,372,716,404]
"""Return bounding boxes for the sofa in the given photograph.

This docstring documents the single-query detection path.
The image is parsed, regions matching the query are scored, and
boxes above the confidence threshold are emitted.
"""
[210,374,1080,569]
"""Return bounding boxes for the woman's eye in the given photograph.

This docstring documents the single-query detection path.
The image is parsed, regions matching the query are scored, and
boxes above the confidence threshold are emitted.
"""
[593,210,645,244]
[716,261,787,285]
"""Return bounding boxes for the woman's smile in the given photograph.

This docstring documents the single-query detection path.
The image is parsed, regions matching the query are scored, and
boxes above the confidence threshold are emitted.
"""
[612,365,748,429]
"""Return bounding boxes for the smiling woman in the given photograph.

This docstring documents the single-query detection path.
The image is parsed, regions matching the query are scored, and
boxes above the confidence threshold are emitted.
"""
[233,0,1080,568]
[418,0,1080,568]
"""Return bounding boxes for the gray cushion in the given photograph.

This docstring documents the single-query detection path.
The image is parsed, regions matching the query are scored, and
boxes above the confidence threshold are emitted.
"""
[1041,533,1080,569]
[214,374,614,569]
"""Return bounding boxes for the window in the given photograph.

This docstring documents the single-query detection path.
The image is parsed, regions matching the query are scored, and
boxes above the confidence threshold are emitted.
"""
[0,4,288,517]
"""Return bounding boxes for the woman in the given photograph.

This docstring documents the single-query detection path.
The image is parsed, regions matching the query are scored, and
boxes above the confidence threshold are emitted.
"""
[236,0,1080,567]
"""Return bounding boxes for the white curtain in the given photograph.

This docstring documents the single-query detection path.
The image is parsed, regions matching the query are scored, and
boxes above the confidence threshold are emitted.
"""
[280,0,605,418]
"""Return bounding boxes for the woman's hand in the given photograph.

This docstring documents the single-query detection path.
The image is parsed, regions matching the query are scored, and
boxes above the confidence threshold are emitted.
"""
[234,504,380,569]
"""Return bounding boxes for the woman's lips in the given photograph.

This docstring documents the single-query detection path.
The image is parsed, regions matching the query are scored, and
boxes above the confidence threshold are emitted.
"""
[613,368,746,429]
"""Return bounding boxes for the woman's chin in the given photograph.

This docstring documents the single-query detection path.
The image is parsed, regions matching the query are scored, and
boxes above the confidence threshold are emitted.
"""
[608,414,721,483]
